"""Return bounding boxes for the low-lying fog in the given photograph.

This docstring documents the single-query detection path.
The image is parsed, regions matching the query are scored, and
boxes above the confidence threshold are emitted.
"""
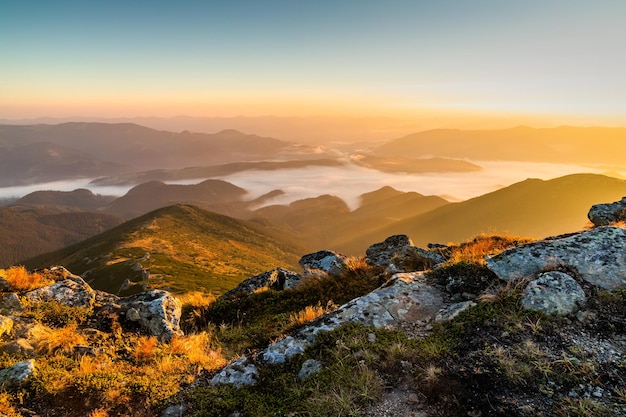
[0,161,615,209]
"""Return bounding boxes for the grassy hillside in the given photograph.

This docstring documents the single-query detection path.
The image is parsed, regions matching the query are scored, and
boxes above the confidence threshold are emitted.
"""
[0,206,123,268]
[334,174,626,254]
[25,205,306,295]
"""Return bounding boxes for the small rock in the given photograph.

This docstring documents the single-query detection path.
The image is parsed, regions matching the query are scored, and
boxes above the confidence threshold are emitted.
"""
[0,339,35,356]
[588,197,626,226]
[521,272,586,316]
[297,359,323,381]
[0,360,36,387]
[0,293,23,313]
[592,386,604,398]
[299,250,347,276]
[211,358,258,387]
[367,332,376,343]
[161,403,186,417]
[119,290,183,342]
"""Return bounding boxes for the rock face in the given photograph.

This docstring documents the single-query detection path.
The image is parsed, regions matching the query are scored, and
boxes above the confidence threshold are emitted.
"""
[0,359,36,387]
[224,268,301,297]
[521,271,586,316]
[588,197,626,226]
[119,290,183,342]
[214,272,447,385]
[25,275,96,309]
[299,250,347,276]
[21,274,183,342]
[486,227,626,290]
[366,235,445,270]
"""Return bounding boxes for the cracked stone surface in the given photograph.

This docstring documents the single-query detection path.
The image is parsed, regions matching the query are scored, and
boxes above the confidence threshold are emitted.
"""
[486,227,626,290]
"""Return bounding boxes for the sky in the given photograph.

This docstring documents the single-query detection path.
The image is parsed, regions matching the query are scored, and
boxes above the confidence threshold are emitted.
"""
[2,0,626,126]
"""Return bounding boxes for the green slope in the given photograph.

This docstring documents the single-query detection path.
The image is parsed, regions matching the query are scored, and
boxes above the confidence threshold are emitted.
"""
[334,173,626,254]
[25,204,305,295]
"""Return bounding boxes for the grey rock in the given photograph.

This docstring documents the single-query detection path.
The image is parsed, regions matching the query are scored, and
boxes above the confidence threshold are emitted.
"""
[521,272,586,316]
[211,357,258,387]
[299,250,347,276]
[588,197,626,226]
[0,360,36,387]
[298,359,323,381]
[366,235,444,269]
[486,227,626,290]
[0,293,23,313]
[366,234,413,266]
[224,268,301,297]
[0,316,13,338]
[119,290,183,342]
[161,403,187,417]
[0,278,9,292]
[435,301,477,322]
[25,276,96,309]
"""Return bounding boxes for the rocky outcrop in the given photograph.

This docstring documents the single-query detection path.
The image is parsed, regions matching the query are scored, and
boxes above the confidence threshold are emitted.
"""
[21,272,182,342]
[25,275,96,309]
[119,290,183,342]
[588,196,626,226]
[213,272,447,385]
[211,357,259,387]
[366,234,445,271]
[299,250,347,276]
[521,271,586,316]
[224,268,301,297]
[486,226,626,290]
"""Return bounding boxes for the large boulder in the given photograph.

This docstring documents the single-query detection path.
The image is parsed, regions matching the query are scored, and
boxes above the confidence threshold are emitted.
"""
[521,271,587,316]
[223,268,301,297]
[366,235,445,270]
[119,290,183,342]
[486,227,626,290]
[25,275,96,309]
[299,250,347,276]
[588,197,626,226]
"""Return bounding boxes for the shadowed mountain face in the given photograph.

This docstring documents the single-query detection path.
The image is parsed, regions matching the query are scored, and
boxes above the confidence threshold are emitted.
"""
[100,179,250,219]
[15,189,115,210]
[0,123,292,186]
[24,205,305,295]
[374,126,626,165]
[334,174,626,254]
[0,206,123,268]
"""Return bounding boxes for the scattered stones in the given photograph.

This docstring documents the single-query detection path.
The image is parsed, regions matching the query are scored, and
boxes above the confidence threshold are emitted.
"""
[0,360,36,387]
[521,271,586,316]
[298,359,323,381]
[588,196,626,226]
[299,250,347,276]
[486,227,626,290]
[211,357,259,387]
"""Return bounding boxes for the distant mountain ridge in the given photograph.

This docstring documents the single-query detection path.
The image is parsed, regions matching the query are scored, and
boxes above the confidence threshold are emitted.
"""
[374,126,626,165]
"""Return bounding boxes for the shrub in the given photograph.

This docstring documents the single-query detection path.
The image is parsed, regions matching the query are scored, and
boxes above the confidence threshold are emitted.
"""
[31,324,87,355]
[0,266,53,292]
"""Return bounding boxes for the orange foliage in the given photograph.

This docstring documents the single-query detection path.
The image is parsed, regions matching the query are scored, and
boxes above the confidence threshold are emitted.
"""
[0,265,53,291]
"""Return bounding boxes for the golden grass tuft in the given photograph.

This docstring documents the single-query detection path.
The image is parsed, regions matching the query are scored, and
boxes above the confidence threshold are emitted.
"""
[89,409,109,417]
[133,336,158,363]
[168,332,227,369]
[0,265,53,292]
[31,324,87,355]
[0,392,20,417]
[446,235,533,265]
[289,302,335,326]
[177,291,216,309]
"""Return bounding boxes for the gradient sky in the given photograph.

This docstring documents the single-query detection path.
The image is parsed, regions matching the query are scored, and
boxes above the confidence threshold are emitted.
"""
[2,0,625,125]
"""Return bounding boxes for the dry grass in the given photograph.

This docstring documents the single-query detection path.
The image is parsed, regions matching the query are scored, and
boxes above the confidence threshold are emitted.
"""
[134,336,158,363]
[289,302,335,326]
[31,324,87,355]
[0,265,53,292]
[446,235,533,265]
[89,409,109,417]
[177,291,216,309]
[0,392,20,417]
[168,332,227,369]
